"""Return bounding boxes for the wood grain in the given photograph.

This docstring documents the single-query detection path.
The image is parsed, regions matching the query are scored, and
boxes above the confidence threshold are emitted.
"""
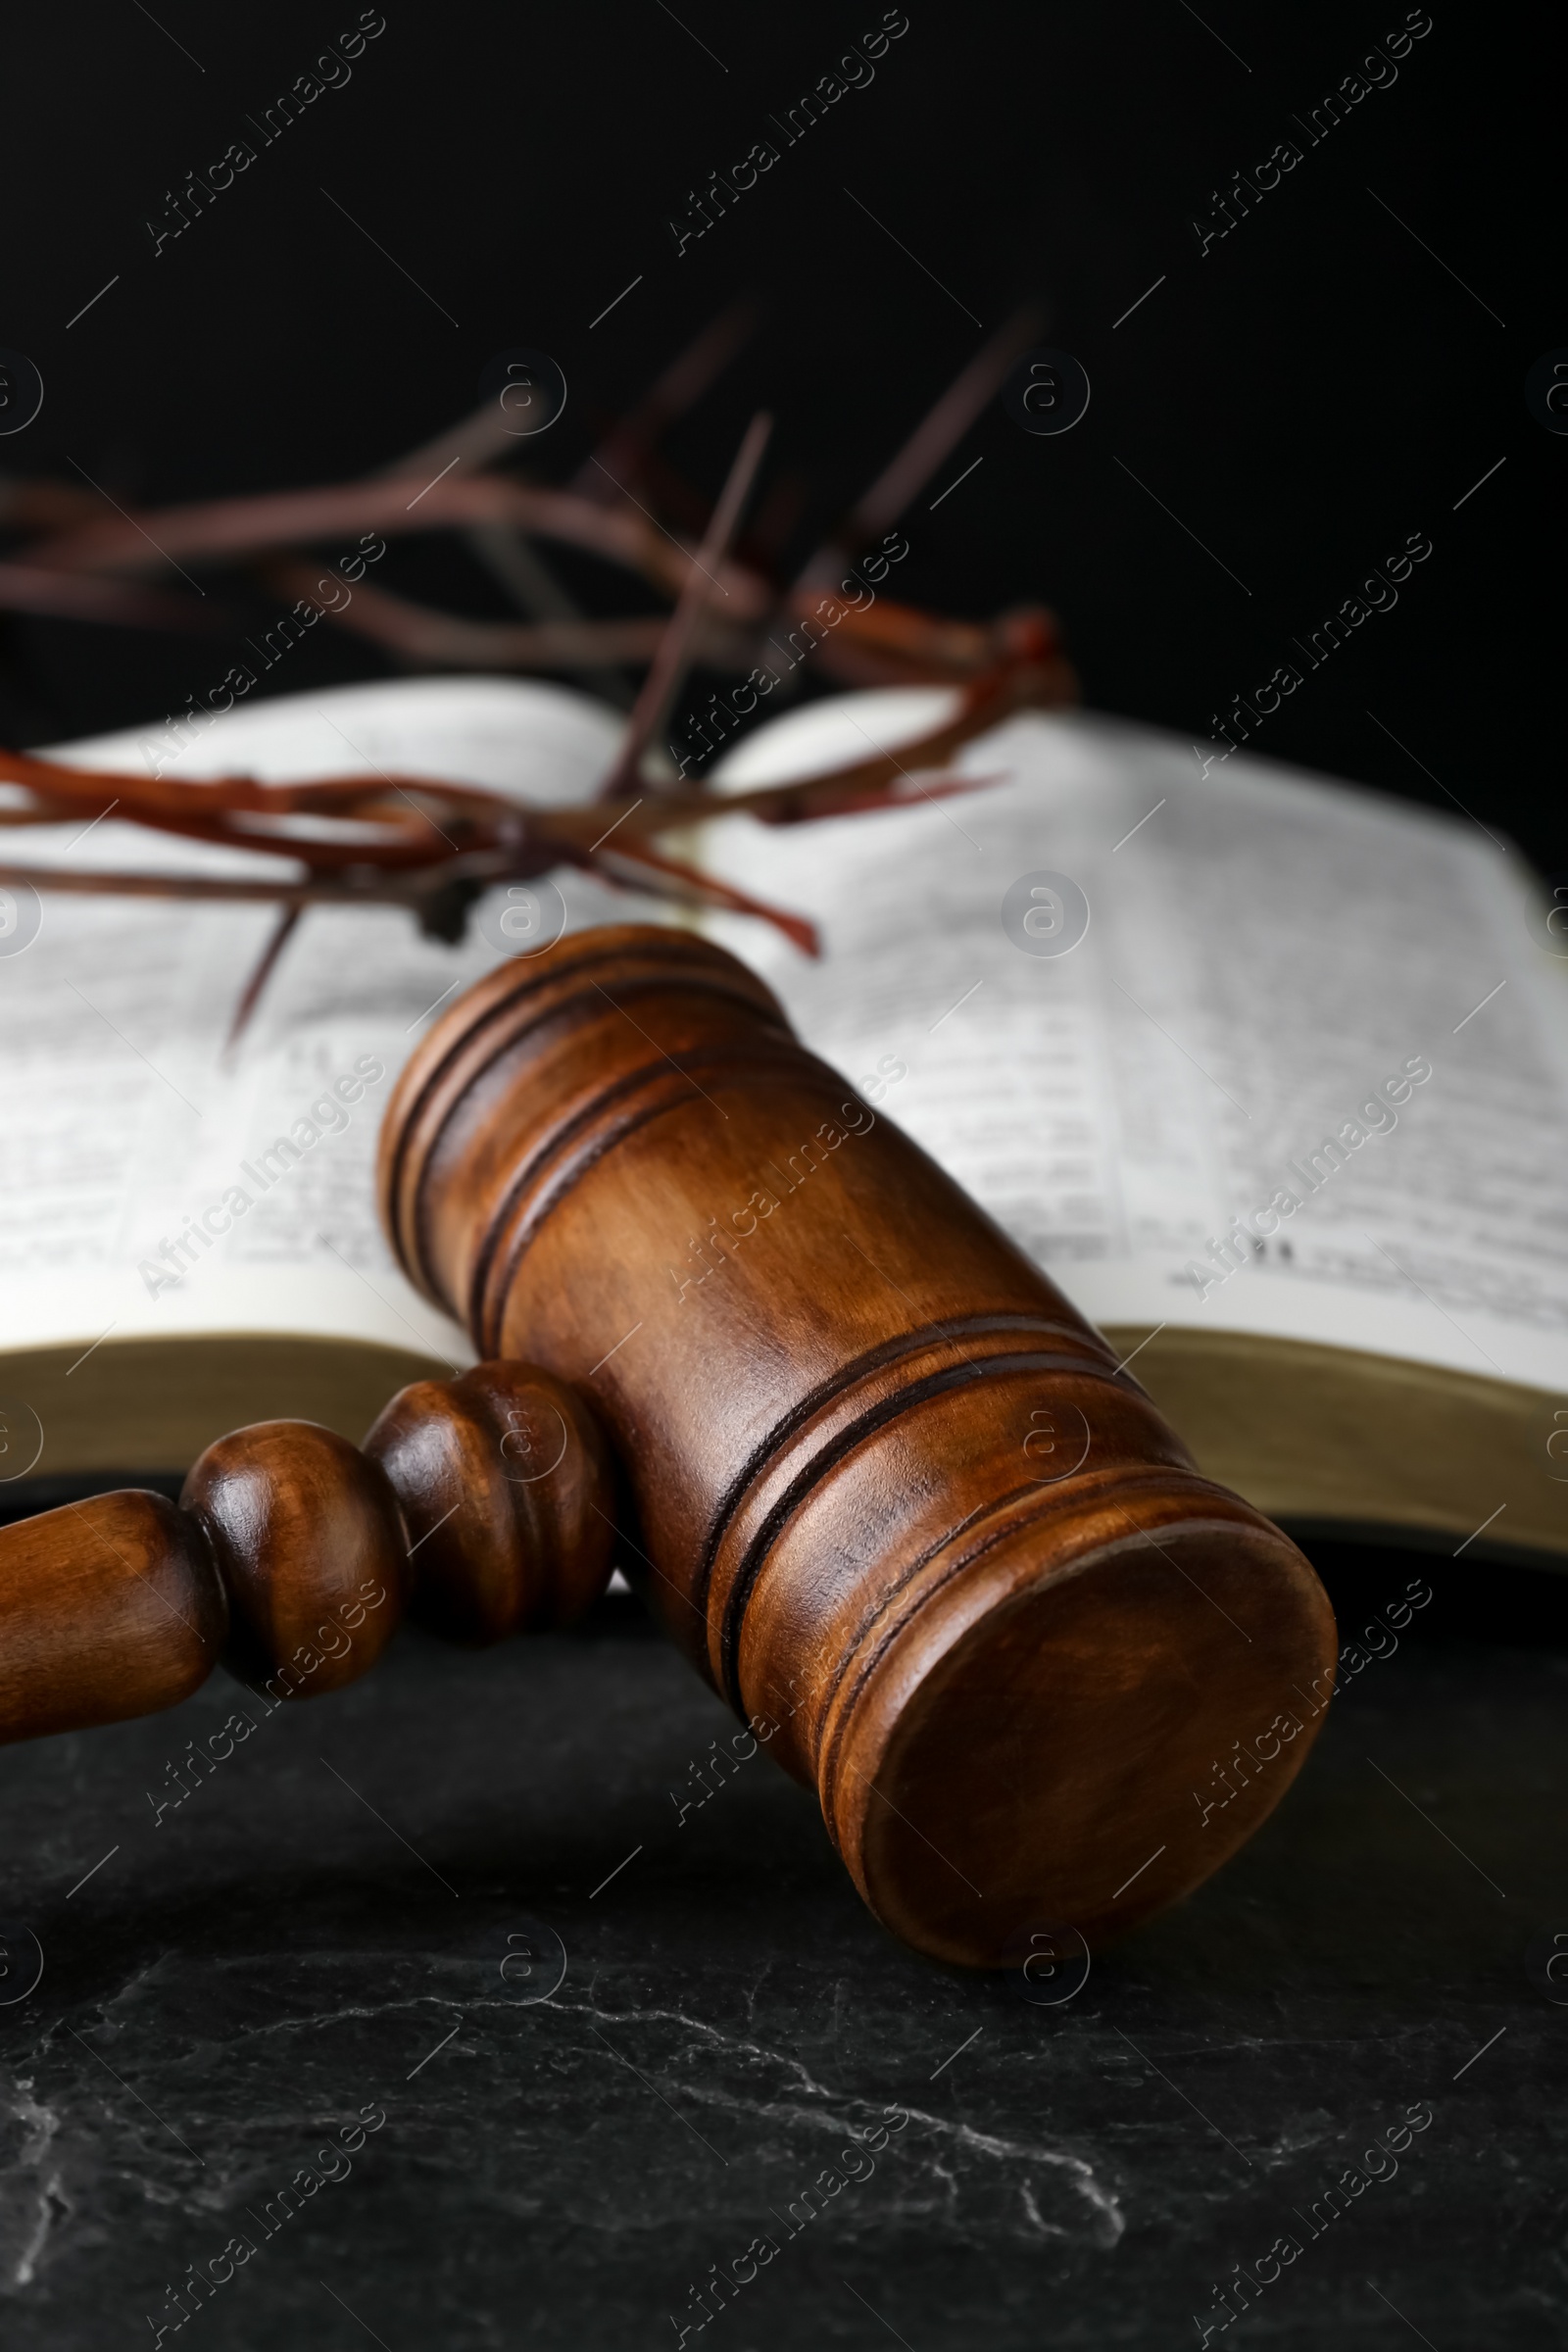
[0,1371,617,1742]
[380,924,1340,1965]
[364,1362,615,1641]
[0,1490,225,1744]
[180,1420,407,1699]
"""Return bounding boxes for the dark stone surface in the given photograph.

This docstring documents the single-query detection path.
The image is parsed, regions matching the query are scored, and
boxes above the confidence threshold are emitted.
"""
[2,1518,1565,2350]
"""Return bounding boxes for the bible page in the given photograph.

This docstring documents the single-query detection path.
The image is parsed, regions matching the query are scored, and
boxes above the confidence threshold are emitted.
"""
[0,676,627,1364]
[702,691,1568,1397]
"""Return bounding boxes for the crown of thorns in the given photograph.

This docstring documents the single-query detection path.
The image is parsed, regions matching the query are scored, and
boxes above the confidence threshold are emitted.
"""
[0,304,1075,1044]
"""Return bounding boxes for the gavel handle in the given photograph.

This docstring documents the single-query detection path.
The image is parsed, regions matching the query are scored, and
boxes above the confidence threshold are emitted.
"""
[0,1361,616,1748]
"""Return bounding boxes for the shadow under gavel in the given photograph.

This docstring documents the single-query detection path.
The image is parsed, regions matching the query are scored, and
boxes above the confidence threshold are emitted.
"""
[0,925,1337,1967]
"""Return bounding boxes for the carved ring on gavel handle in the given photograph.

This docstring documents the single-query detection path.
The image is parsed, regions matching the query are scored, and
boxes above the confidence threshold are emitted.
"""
[0,1358,615,1739]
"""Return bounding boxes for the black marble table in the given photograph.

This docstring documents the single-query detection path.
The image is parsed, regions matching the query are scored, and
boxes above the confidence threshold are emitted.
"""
[2,1487,1564,2351]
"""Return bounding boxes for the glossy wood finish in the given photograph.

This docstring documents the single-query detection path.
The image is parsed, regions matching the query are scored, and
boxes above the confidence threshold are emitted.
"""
[0,1366,617,1745]
[180,1421,408,1699]
[364,1362,615,1642]
[381,924,1339,1966]
[0,1490,225,1744]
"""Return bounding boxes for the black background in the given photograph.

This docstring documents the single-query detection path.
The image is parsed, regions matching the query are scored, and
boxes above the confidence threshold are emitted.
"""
[2,0,1556,861]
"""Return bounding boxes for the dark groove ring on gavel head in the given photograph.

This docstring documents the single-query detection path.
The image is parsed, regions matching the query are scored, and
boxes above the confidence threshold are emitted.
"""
[180,1422,408,1700]
[379,923,1340,1969]
[364,1361,615,1642]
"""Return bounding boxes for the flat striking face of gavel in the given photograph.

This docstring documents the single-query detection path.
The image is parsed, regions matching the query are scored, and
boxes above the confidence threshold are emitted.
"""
[0,924,1337,1967]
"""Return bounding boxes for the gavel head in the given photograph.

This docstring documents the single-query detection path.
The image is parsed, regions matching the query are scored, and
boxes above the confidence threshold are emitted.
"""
[380,924,1337,1969]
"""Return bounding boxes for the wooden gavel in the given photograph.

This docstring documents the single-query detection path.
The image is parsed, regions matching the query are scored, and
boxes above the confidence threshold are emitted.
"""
[0,925,1337,1966]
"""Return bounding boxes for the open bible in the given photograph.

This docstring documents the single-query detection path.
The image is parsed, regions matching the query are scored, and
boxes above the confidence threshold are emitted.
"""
[2,674,1564,1562]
